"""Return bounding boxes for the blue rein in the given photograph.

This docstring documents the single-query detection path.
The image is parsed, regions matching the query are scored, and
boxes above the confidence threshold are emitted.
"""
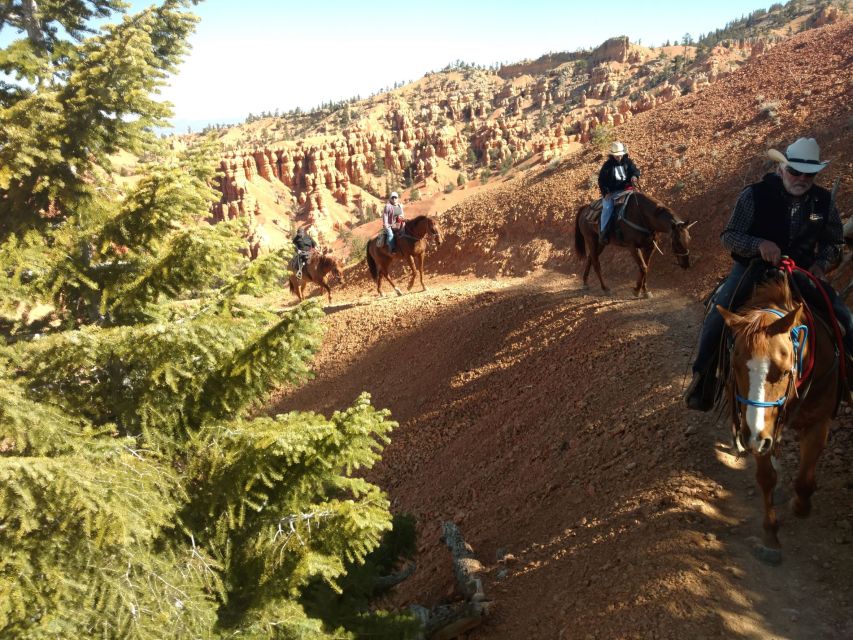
[734,308,808,409]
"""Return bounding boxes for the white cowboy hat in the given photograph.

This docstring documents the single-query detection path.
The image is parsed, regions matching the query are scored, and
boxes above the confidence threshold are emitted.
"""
[610,141,627,157]
[390,192,399,199]
[767,137,829,174]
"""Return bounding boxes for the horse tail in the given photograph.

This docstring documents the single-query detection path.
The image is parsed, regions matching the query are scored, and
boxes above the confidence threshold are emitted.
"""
[574,206,587,259]
[288,276,295,295]
[366,243,378,280]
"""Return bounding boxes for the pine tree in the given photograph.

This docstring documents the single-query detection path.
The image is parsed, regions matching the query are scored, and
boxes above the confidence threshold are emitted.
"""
[0,2,413,637]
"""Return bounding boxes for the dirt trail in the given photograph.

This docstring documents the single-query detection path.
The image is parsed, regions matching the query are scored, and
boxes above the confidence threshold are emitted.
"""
[270,271,853,639]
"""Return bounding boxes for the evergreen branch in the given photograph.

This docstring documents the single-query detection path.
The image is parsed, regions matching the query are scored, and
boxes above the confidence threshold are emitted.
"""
[187,302,324,427]
[106,224,244,320]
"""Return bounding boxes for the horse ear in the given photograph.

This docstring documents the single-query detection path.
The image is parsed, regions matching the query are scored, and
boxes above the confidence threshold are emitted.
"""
[717,305,747,330]
[686,221,698,229]
[768,303,802,336]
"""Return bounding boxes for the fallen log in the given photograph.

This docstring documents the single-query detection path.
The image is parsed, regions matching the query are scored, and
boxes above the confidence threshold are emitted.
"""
[410,521,491,639]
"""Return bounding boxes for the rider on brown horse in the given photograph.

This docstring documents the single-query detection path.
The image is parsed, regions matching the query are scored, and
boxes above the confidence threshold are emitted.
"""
[381,192,405,254]
[598,141,641,245]
[292,226,317,279]
[685,137,853,411]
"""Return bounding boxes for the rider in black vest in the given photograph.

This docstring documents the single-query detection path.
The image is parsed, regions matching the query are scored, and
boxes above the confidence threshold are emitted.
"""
[685,137,852,411]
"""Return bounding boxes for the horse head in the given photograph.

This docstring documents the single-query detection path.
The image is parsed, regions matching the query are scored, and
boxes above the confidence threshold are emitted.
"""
[426,216,443,246]
[670,219,695,269]
[718,298,805,456]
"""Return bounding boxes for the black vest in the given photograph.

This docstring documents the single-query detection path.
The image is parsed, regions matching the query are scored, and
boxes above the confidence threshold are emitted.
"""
[733,173,831,269]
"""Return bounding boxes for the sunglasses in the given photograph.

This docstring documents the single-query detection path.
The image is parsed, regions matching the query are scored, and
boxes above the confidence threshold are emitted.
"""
[785,166,815,178]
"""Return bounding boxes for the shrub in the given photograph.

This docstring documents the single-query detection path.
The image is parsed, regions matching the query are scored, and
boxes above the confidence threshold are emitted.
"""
[409,187,421,201]
[456,173,466,187]
[480,167,492,183]
[444,182,455,194]
[759,100,780,120]
[591,125,616,152]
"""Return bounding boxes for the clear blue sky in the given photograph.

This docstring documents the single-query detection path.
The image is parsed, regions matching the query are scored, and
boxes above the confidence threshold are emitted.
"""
[134,0,775,128]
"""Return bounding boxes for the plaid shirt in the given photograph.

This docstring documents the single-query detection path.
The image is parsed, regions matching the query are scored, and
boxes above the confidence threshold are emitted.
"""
[720,184,842,271]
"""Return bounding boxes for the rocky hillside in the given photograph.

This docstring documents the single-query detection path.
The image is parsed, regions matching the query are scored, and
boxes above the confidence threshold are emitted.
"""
[197,0,848,254]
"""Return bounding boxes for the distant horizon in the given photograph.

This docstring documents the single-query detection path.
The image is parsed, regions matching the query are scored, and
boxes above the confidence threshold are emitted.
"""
[138,0,783,129]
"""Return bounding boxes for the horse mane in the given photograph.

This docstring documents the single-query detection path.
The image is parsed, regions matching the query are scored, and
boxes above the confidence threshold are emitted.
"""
[634,192,684,225]
[733,273,795,349]
[316,253,341,272]
[408,214,429,225]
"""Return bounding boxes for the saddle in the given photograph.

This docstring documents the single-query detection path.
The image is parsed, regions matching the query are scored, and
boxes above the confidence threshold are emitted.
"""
[584,190,634,222]
[374,227,401,249]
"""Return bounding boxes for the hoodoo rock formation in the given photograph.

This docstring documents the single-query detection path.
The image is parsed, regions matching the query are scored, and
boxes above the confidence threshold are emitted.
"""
[201,2,848,252]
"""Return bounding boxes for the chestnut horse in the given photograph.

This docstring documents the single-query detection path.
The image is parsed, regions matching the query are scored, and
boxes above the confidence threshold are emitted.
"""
[574,191,693,297]
[288,251,343,304]
[718,271,839,564]
[365,215,443,297]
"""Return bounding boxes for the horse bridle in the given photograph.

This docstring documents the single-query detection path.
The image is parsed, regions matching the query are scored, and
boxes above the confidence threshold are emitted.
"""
[730,308,808,453]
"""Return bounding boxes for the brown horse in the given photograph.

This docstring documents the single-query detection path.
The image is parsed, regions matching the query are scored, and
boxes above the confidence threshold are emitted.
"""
[365,215,443,297]
[718,272,839,564]
[288,250,344,304]
[574,191,693,297]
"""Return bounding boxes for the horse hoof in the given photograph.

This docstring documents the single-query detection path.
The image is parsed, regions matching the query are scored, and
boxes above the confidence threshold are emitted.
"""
[790,496,811,518]
[394,288,403,296]
[752,544,783,566]
[581,283,590,291]
[641,290,652,299]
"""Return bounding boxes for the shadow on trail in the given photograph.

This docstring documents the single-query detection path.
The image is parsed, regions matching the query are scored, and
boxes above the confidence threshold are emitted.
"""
[269,274,852,639]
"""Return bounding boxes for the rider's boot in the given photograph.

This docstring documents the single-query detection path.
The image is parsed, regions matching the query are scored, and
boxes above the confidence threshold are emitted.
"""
[684,371,715,412]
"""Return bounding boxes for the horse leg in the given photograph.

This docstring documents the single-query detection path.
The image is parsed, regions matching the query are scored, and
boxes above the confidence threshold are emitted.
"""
[592,247,610,293]
[641,246,654,297]
[582,255,592,289]
[790,421,829,518]
[632,247,653,298]
[418,252,426,291]
[753,452,782,564]
[381,263,402,296]
[375,270,384,297]
[321,277,332,304]
[289,276,301,301]
[406,254,417,291]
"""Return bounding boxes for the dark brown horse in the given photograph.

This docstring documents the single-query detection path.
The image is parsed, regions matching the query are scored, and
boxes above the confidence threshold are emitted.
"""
[574,191,693,297]
[718,273,839,564]
[365,215,443,297]
[288,250,343,304]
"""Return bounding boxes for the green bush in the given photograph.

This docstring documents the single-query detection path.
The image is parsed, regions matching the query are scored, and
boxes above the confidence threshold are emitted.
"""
[591,124,616,152]
[444,182,455,194]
